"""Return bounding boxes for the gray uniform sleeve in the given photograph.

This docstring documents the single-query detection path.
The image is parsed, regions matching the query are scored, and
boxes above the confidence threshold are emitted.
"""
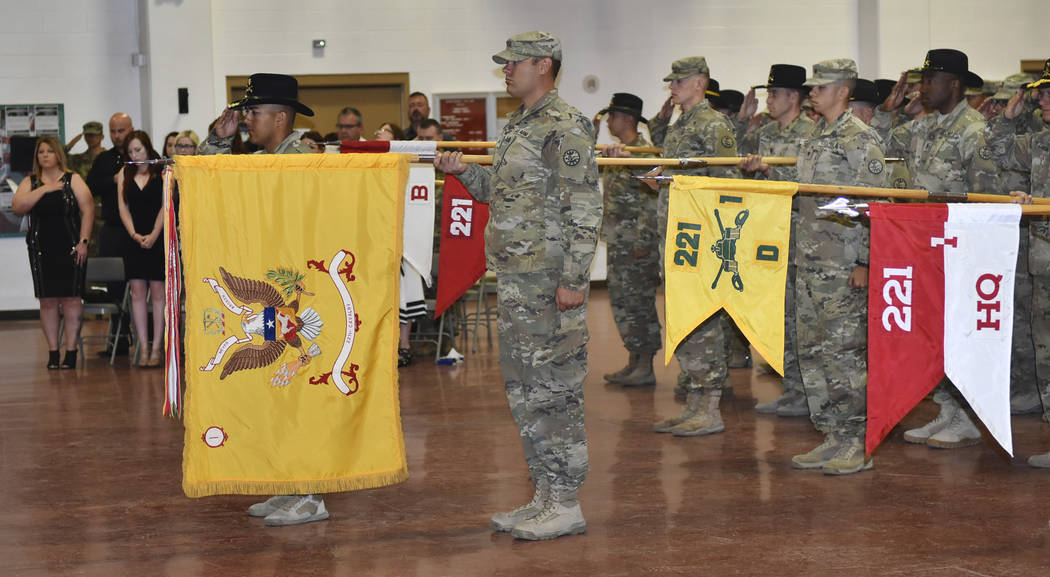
[456,163,495,203]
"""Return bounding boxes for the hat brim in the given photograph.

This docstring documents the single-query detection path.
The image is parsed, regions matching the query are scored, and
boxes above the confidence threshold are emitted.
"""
[803,77,837,87]
[663,72,700,82]
[597,106,647,122]
[230,96,314,117]
[1027,78,1050,90]
[492,49,530,65]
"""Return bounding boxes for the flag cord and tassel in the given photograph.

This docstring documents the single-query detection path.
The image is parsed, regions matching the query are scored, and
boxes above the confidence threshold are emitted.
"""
[162,166,183,419]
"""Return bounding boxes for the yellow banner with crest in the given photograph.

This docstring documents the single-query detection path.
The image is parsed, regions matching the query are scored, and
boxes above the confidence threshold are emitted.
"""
[175,153,408,497]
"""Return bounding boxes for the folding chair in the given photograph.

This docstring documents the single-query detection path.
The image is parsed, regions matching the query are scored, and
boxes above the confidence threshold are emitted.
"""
[79,257,129,366]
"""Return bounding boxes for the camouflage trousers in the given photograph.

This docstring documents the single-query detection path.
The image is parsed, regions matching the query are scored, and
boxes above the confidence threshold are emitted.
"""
[672,310,731,392]
[497,270,590,495]
[781,250,804,395]
[607,236,662,354]
[1012,230,1038,402]
[795,264,867,439]
[1031,274,1050,420]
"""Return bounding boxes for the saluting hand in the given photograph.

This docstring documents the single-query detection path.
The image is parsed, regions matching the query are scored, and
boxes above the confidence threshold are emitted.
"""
[1003,88,1027,120]
[880,73,908,112]
[737,88,759,121]
[657,97,674,121]
[213,108,240,139]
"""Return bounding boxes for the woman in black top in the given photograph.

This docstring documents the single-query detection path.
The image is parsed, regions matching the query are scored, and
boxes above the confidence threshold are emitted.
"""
[117,131,166,367]
[12,136,95,369]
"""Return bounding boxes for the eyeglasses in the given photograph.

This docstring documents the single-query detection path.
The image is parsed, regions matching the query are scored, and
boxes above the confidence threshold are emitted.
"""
[336,123,361,130]
[175,144,196,150]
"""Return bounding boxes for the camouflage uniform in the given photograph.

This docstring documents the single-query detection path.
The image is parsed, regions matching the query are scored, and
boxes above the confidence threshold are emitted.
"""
[987,111,1050,421]
[795,107,885,441]
[739,111,815,401]
[887,97,1003,432]
[602,133,662,356]
[649,80,739,393]
[199,130,312,155]
[68,149,101,181]
[457,88,600,497]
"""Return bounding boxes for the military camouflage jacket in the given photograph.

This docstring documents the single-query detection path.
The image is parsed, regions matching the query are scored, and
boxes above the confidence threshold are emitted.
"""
[458,90,601,290]
[796,109,886,268]
[600,133,657,245]
[648,99,738,178]
[199,130,313,155]
[739,111,815,183]
[986,116,1050,270]
[886,99,998,194]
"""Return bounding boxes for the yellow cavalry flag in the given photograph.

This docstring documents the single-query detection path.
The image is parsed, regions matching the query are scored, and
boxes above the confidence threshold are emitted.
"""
[175,153,409,497]
[664,176,797,374]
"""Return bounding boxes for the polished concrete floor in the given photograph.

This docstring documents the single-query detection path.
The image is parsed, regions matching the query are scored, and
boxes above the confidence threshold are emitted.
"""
[3,287,1050,576]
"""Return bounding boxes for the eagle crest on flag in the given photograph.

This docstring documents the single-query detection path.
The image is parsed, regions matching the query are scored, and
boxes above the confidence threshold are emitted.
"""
[202,266,324,386]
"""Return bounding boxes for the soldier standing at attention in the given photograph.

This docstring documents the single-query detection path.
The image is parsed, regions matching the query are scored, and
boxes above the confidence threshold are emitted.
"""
[986,59,1050,467]
[200,73,323,527]
[648,56,740,438]
[748,59,886,474]
[739,64,815,418]
[597,93,662,388]
[434,31,600,541]
[882,50,1000,450]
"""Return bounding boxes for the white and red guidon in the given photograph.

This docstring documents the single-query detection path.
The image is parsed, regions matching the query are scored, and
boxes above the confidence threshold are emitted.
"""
[867,203,1021,456]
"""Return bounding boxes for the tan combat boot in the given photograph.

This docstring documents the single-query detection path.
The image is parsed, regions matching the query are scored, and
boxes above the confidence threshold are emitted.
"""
[604,352,639,383]
[903,395,958,444]
[822,437,874,475]
[618,351,656,387]
[491,477,550,532]
[653,390,703,433]
[670,389,725,437]
[510,491,586,541]
[791,434,841,469]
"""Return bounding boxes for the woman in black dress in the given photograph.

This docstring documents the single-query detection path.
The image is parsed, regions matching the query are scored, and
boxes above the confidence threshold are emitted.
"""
[12,136,95,369]
[117,131,165,367]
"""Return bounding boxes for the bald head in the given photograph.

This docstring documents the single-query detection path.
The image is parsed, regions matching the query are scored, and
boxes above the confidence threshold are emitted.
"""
[109,113,133,148]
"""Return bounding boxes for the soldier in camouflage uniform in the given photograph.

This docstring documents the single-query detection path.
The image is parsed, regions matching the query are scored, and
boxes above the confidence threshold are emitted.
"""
[739,64,814,418]
[647,56,740,438]
[200,74,323,527]
[435,31,600,540]
[751,59,885,474]
[883,50,1001,451]
[596,93,662,387]
[986,59,1050,467]
[982,73,1041,416]
[66,121,106,180]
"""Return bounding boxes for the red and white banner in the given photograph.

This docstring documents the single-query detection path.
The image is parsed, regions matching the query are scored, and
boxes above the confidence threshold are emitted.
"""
[867,203,1020,455]
[434,175,489,318]
[340,140,438,156]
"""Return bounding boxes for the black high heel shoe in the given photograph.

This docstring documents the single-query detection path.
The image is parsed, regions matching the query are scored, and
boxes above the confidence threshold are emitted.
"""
[60,350,78,370]
[47,350,60,370]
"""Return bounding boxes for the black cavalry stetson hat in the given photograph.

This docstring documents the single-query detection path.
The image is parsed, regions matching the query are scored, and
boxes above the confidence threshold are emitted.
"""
[753,64,809,90]
[230,73,315,117]
[850,79,882,105]
[597,92,647,123]
[919,49,983,88]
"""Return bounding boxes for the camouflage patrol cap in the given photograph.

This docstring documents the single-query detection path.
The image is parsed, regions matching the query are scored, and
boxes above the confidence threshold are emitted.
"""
[663,57,709,82]
[995,73,1035,100]
[803,59,858,86]
[492,31,562,64]
[82,121,103,135]
[905,68,923,84]
[1026,59,1050,90]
